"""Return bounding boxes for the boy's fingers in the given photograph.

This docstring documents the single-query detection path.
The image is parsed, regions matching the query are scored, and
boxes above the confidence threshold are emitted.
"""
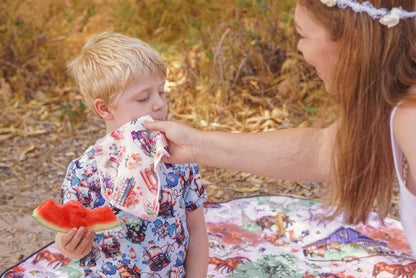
[60,228,77,246]
[65,227,87,251]
[56,228,93,259]
[80,230,94,254]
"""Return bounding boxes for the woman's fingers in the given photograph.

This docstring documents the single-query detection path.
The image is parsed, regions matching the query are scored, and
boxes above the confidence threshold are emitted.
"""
[144,120,198,164]
[143,120,167,132]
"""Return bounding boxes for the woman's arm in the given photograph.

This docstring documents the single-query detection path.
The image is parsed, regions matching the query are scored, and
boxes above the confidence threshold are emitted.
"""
[184,206,209,278]
[145,121,337,182]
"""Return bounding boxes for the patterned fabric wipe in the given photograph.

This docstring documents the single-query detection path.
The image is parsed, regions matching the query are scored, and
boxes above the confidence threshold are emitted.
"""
[94,115,169,220]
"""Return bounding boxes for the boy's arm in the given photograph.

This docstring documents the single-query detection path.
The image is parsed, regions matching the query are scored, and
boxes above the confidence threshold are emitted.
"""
[185,206,209,278]
[55,159,94,259]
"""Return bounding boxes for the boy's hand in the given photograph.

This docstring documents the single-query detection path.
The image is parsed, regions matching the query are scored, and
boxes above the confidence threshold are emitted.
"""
[55,227,94,259]
[144,120,200,164]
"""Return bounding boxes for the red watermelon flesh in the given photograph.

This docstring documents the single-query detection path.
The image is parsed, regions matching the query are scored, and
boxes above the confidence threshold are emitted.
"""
[32,199,120,232]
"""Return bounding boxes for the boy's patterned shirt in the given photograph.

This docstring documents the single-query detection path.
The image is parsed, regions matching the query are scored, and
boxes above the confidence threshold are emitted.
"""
[62,146,206,278]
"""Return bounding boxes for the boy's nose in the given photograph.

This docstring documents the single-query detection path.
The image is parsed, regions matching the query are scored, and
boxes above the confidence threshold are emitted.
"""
[152,95,165,110]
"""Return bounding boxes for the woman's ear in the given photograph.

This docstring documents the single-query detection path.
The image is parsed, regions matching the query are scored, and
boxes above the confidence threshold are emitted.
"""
[94,98,113,120]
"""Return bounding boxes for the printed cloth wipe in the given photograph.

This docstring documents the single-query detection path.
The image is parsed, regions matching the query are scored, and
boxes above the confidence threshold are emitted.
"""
[94,115,169,220]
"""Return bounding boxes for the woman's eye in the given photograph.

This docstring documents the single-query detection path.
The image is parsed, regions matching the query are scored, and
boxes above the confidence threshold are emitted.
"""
[296,33,305,40]
[159,91,165,95]
[137,97,149,102]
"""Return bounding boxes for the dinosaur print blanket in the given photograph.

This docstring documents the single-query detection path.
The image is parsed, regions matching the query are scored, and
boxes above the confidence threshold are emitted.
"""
[2,195,415,278]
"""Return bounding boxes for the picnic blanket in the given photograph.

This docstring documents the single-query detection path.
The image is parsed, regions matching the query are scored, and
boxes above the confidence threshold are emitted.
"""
[2,195,415,278]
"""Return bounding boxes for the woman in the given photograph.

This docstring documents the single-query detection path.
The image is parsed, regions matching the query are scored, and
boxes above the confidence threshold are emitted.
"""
[145,0,416,254]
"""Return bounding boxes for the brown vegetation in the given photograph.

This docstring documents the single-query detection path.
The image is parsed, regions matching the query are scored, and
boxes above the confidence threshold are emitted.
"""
[0,0,399,273]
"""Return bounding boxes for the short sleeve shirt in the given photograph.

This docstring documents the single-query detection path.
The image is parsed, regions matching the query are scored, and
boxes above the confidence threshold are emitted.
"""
[61,146,206,277]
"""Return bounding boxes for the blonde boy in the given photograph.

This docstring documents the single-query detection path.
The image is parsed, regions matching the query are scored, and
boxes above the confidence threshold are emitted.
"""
[55,32,209,277]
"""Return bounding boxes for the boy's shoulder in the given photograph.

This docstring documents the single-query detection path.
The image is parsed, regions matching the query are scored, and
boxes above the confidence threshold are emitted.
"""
[162,162,200,173]
[68,145,96,168]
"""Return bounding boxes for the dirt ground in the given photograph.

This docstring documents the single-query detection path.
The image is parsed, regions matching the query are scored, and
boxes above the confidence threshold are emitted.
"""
[0,117,400,274]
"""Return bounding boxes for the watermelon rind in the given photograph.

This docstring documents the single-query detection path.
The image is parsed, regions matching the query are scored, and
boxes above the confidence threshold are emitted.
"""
[32,199,120,233]
[32,207,70,233]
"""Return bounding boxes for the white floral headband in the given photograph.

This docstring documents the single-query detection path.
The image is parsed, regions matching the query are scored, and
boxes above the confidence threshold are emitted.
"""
[321,0,416,27]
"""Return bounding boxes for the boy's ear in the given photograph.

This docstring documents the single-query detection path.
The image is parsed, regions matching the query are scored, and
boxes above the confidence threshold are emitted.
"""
[94,98,113,120]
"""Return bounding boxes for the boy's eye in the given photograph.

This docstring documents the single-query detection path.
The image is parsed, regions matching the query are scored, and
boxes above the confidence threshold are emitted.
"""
[137,97,149,102]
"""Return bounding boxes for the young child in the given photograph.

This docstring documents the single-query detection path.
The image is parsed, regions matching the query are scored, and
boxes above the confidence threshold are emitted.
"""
[55,31,209,277]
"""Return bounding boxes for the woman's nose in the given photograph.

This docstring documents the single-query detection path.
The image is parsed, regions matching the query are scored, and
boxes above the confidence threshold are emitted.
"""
[297,41,303,53]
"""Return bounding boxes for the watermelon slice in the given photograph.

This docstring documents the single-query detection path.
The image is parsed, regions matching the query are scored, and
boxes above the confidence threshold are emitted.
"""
[32,199,120,232]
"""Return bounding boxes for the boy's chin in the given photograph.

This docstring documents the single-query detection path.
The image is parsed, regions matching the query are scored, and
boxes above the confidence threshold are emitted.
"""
[135,115,164,121]
[152,114,168,121]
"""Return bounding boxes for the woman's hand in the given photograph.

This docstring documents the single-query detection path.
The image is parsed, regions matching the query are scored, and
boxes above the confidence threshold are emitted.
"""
[55,227,94,260]
[144,120,201,164]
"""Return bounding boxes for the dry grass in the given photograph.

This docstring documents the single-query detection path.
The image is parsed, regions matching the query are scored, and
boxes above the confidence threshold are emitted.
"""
[0,0,342,217]
[0,0,338,202]
[0,1,339,201]
[0,0,336,134]
[0,0,339,227]
[1,2,403,272]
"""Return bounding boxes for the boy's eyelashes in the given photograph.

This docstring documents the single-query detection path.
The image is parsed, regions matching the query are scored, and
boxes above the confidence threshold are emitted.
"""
[137,91,165,102]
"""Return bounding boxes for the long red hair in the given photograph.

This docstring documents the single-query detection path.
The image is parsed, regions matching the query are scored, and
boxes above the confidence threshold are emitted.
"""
[298,0,416,224]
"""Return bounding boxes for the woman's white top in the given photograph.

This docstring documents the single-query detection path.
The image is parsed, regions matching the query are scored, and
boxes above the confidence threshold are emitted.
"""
[390,106,416,256]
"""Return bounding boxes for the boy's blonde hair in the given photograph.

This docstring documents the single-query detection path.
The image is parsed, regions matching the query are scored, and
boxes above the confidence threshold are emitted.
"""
[67,32,167,113]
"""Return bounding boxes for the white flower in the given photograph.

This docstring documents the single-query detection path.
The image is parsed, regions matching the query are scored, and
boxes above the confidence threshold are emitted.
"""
[320,0,337,7]
[379,8,403,28]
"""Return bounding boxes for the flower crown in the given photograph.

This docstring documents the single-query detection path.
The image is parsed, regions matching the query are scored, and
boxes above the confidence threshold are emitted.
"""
[320,0,416,27]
